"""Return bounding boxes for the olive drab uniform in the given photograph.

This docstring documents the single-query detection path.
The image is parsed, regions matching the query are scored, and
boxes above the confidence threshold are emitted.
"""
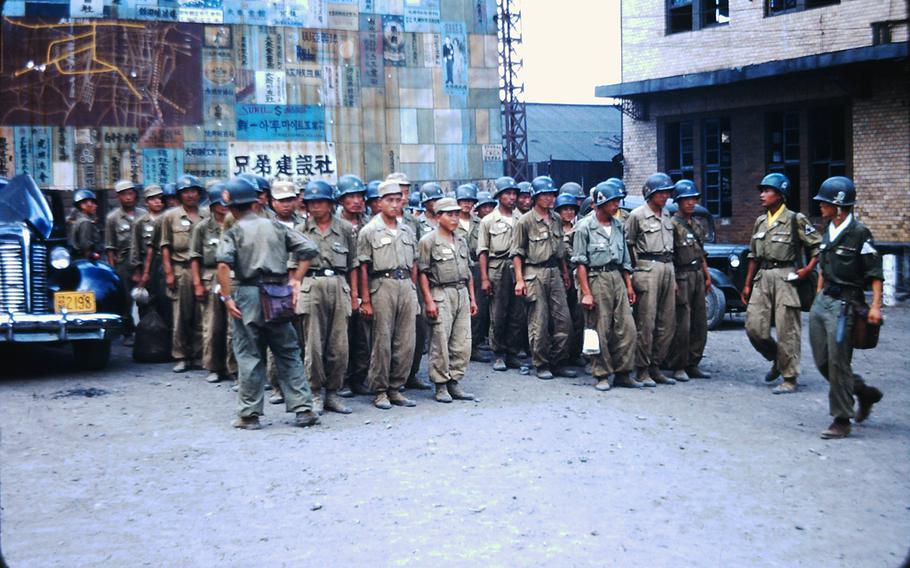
[190,216,237,379]
[130,211,166,318]
[625,204,676,371]
[68,210,102,260]
[295,217,358,396]
[159,206,208,363]
[340,213,372,390]
[562,220,584,362]
[745,208,821,380]
[358,216,419,395]
[809,217,883,421]
[668,213,708,371]
[477,207,525,359]
[418,229,473,385]
[571,215,636,379]
[510,209,572,370]
[403,211,429,385]
[216,214,319,418]
[456,214,489,353]
[105,206,146,335]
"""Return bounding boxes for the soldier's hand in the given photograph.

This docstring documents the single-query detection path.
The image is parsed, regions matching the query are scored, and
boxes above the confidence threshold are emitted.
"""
[795,267,812,281]
[351,296,360,314]
[627,286,637,305]
[470,301,478,316]
[426,300,439,320]
[563,273,572,290]
[481,278,492,296]
[705,274,712,292]
[225,299,242,320]
[165,271,176,290]
[515,281,526,297]
[740,285,751,306]
[868,306,882,325]
[131,271,142,285]
[581,293,595,311]
[360,301,373,320]
[139,273,150,288]
[194,283,206,301]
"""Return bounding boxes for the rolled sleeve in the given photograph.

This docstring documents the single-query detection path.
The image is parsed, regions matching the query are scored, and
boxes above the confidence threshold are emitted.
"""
[189,223,205,260]
[570,225,590,266]
[416,233,434,274]
[215,230,237,267]
[104,214,117,251]
[509,217,529,259]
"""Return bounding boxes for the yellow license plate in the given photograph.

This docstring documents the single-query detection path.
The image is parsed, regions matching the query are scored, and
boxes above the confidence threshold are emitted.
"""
[54,291,96,314]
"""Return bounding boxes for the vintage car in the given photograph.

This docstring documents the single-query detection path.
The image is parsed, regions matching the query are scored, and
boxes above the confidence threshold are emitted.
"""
[0,174,123,369]
[620,195,749,329]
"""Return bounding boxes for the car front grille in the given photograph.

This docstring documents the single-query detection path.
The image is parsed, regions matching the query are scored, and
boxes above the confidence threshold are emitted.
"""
[0,238,27,313]
[31,244,49,314]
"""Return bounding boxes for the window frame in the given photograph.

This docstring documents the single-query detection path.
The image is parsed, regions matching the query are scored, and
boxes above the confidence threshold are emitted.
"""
[766,0,839,18]
[702,117,732,219]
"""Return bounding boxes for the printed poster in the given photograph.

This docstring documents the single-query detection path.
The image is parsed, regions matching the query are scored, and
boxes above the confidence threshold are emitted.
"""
[440,21,467,96]
[382,15,405,67]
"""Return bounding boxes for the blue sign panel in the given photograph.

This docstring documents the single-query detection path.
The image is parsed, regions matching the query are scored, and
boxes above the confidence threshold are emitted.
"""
[235,104,326,141]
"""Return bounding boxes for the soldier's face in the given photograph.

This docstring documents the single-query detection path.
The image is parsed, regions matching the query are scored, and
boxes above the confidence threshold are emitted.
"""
[438,210,459,231]
[498,189,517,209]
[79,200,97,217]
[272,197,297,217]
[146,196,164,213]
[517,194,532,211]
[477,203,495,218]
[458,200,475,215]
[678,196,698,215]
[378,194,403,218]
[558,206,577,223]
[212,203,228,217]
[166,197,180,209]
[117,189,137,208]
[535,193,556,210]
[599,199,620,217]
[308,199,333,220]
[340,193,365,214]
[400,185,410,200]
[818,202,836,220]
[759,187,783,209]
[648,190,669,209]
[179,188,200,207]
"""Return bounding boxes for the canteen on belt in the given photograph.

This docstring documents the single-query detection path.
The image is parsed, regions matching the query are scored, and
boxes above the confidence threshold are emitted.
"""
[582,328,601,355]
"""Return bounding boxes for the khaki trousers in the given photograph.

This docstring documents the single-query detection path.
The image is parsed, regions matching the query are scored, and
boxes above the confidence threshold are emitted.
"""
[300,276,351,393]
[523,265,571,369]
[584,271,636,378]
[427,285,472,384]
[201,276,237,376]
[166,263,202,362]
[366,278,418,393]
[668,269,707,370]
[632,260,676,369]
[745,267,801,378]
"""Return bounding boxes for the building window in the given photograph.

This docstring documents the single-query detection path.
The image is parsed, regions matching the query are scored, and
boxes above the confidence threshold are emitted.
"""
[668,0,729,33]
[766,111,801,211]
[767,0,839,17]
[703,117,732,218]
[702,0,730,27]
[665,121,694,182]
[668,0,694,33]
[809,105,847,215]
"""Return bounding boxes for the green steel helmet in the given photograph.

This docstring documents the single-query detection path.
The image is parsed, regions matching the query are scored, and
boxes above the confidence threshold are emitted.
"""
[530,175,558,198]
[420,182,444,203]
[336,174,367,197]
[517,181,532,195]
[408,191,426,212]
[555,193,579,210]
[176,174,204,192]
[225,178,259,205]
[642,172,674,199]
[673,179,701,201]
[606,177,627,198]
[757,172,790,198]
[207,182,227,206]
[455,183,478,202]
[559,181,584,198]
[73,188,97,204]
[303,180,335,202]
[493,176,520,196]
[365,180,381,201]
[593,181,624,206]
[238,173,269,193]
[814,176,856,207]
[474,191,496,209]
[163,183,177,197]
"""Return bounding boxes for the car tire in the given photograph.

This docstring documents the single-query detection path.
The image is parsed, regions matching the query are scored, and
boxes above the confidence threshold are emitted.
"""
[706,286,726,331]
[72,339,112,371]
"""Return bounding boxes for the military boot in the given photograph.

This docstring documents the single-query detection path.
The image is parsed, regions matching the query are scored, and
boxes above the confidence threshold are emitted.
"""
[594,378,611,391]
[672,369,690,382]
[855,386,883,423]
[172,360,188,373]
[637,368,656,387]
[613,372,643,389]
[820,418,851,439]
[311,394,324,415]
[269,391,285,405]
[435,383,453,403]
[205,372,221,383]
[405,374,432,390]
[447,380,474,400]
[505,355,523,369]
[470,350,492,363]
[536,367,554,380]
[324,390,353,414]
[772,377,798,394]
[650,366,676,385]
[764,362,780,383]
[295,410,320,427]
[492,357,508,372]
[388,390,417,407]
[232,416,262,430]
[685,365,711,379]
[554,366,578,378]
[373,392,392,410]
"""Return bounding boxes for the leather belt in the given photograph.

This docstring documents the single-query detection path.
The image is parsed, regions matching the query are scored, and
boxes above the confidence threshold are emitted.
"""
[372,269,410,280]
[306,268,344,277]
[674,263,701,272]
[588,264,620,273]
[525,258,559,268]
[760,260,792,269]
[639,253,672,263]
[238,275,287,285]
[823,284,860,299]
[435,281,467,289]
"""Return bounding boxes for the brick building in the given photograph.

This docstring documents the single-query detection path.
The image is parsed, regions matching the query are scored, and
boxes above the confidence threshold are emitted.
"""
[596,0,908,250]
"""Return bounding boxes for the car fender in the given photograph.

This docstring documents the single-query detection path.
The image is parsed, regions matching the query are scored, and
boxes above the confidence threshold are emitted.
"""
[74,260,126,316]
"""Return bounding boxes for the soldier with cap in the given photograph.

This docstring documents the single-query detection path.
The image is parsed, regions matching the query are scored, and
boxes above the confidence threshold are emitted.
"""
[626,172,677,387]
[516,181,533,215]
[105,179,146,344]
[215,178,320,430]
[478,176,525,371]
[418,197,478,403]
[159,174,208,373]
[510,175,576,380]
[68,189,103,261]
[808,176,884,439]
[572,182,638,390]
[295,180,359,415]
[454,183,491,364]
[131,184,169,322]
[190,183,237,384]
[388,172,425,240]
[741,173,821,394]
[668,179,712,382]
[271,180,305,227]
[358,179,420,410]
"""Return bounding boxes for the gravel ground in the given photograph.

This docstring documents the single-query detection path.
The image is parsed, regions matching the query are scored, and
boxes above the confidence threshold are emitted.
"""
[1,307,908,567]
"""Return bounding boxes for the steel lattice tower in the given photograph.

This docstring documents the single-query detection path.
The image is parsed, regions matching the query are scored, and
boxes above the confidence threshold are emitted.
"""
[496,0,529,182]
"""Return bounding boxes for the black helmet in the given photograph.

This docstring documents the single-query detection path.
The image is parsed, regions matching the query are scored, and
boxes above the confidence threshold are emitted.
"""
[494,176,520,197]
[73,188,97,204]
[224,178,259,205]
[530,175,558,198]
[642,172,674,199]
[176,174,204,192]
[673,179,701,201]
[303,180,335,202]
[207,182,227,206]
[814,176,856,207]
[593,181,624,207]
[559,182,584,198]
[238,173,270,193]
[757,172,790,199]
[606,177,627,198]
[336,174,367,198]
[455,184,478,202]
[517,181,532,195]
[420,182,444,204]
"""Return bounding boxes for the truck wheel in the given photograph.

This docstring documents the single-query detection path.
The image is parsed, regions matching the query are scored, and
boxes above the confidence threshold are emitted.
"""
[706,286,726,331]
[72,339,112,371]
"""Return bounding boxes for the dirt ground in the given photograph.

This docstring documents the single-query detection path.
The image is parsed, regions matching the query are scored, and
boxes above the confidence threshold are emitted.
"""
[1,308,908,567]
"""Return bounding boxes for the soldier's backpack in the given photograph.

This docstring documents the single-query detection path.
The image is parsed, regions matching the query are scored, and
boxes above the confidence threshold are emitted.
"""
[132,310,172,363]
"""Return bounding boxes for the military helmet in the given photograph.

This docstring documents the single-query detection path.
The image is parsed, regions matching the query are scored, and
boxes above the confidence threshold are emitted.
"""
[224,178,259,205]
[207,182,227,206]
[455,184,478,202]
[163,183,177,197]
[474,191,497,210]
[517,181,532,195]
[606,177,627,198]
[365,180,381,201]
[73,188,97,204]
[757,172,790,198]
[559,181,584,198]
[176,174,204,192]
[408,191,426,212]
[420,182,444,204]
[593,181,624,207]
[336,174,367,198]
[493,176,520,197]
[238,173,270,194]
[642,172,674,199]
[530,175,558,198]
[814,176,856,207]
[673,179,701,201]
[303,180,335,202]
[555,193,579,210]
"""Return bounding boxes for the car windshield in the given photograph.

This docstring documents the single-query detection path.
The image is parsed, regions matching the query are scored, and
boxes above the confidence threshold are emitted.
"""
[0,175,54,238]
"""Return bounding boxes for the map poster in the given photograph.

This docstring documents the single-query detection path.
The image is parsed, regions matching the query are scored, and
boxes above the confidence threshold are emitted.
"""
[235,104,326,141]
[382,15,405,67]
[359,14,383,87]
[440,21,467,97]
[142,148,184,186]
[228,141,338,186]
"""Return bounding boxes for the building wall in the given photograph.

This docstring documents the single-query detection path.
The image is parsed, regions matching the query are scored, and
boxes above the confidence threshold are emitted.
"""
[622,0,908,83]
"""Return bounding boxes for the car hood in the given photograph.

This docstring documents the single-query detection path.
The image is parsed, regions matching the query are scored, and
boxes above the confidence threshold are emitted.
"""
[704,243,748,256]
[0,174,53,239]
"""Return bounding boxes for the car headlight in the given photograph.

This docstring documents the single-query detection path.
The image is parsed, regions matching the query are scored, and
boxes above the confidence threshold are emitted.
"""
[50,246,71,269]
[728,254,741,269]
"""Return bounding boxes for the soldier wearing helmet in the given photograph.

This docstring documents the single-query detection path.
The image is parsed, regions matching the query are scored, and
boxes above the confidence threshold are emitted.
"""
[420,181,445,229]
[159,174,209,373]
[667,179,712,382]
[556,192,584,366]
[516,181,532,214]
[163,183,180,209]
[625,172,677,387]
[571,181,637,391]
[510,176,577,380]
[190,182,237,385]
[453,183,491,364]
[335,174,370,234]
[559,181,585,209]
[68,188,103,261]
[741,172,821,394]
[605,178,629,223]
[808,176,884,439]
[105,179,146,345]
[294,180,360,415]
[131,184,170,323]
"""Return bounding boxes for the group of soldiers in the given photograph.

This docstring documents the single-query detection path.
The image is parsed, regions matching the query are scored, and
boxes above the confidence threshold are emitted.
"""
[64,168,884,438]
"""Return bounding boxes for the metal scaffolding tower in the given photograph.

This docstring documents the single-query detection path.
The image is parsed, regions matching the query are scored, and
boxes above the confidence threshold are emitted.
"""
[496,0,529,182]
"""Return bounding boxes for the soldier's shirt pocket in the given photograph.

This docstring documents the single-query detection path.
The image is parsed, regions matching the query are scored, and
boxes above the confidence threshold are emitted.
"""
[528,232,550,260]
[769,232,790,243]
[432,245,459,282]
[171,223,192,251]
[643,221,662,233]
[331,241,350,268]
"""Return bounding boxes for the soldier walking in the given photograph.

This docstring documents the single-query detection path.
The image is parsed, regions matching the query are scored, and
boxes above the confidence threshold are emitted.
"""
[105,179,146,345]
